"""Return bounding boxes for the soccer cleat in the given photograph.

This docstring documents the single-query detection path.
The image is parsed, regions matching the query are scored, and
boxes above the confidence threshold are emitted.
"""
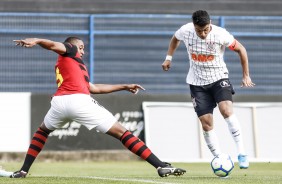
[157,163,186,177]
[238,154,249,169]
[10,170,27,178]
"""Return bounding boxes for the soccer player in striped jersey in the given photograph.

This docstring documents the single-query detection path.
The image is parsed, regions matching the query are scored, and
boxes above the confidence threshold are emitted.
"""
[10,37,186,178]
[162,10,255,169]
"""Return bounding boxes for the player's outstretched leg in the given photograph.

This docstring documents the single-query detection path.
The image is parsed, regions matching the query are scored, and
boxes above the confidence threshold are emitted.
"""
[225,114,249,169]
[120,131,186,177]
[10,126,51,178]
[106,123,186,177]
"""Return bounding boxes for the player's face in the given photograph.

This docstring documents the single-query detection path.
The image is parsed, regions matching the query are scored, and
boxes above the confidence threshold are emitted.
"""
[76,40,85,58]
[194,23,211,40]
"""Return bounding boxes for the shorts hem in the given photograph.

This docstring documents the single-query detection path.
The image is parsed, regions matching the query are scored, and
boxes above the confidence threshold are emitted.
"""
[196,109,214,117]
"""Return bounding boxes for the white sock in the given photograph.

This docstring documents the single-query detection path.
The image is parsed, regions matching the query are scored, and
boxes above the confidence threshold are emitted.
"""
[225,114,246,155]
[203,129,221,156]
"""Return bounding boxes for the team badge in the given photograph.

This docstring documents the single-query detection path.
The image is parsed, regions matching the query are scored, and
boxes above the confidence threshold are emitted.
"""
[206,41,216,51]
[220,80,231,87]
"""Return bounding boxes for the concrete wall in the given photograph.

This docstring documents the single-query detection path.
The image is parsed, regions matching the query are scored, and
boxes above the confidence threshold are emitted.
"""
[1,92,282,163]
[143,102,282,162]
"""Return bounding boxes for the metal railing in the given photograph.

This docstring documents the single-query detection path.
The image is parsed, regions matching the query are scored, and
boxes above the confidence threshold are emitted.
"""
[1,13,281,94]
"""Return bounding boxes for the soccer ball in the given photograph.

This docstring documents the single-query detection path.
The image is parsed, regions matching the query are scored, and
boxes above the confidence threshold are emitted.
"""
[211,154,234,177]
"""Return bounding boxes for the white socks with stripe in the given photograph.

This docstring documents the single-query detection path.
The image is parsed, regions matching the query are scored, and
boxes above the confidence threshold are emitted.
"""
[225,114,246,155]
[203,129,221,156]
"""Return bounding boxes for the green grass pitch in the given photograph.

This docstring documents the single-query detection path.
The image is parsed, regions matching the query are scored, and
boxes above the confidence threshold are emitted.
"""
[0,161,282,184]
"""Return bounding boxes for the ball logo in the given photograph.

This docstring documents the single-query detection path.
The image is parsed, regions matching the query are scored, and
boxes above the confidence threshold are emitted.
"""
[220,80,230,87]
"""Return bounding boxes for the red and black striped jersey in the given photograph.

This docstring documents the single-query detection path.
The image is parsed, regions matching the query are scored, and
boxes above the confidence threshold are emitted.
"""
[53,43,90,96]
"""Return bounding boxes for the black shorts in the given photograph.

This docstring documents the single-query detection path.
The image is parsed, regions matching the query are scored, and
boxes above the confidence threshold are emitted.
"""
[189,78,235,117]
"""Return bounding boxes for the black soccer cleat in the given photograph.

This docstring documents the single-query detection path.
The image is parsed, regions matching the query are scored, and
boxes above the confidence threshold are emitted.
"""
[157,163,186,177]
[10,170,27,178]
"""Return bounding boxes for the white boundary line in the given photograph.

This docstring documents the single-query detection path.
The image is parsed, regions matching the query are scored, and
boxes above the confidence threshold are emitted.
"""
[38,175,180,184]
[81,176,179,184]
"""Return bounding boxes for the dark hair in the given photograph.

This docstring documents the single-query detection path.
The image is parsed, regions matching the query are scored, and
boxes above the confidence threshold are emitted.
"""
[64,36,82,44]
[192,10,210,27]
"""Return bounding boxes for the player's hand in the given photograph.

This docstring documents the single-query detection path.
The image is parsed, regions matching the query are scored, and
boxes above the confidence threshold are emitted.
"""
[162,60,171,71]
[126,84,145,94]
[241,76,255,87]
[13,38,38,48]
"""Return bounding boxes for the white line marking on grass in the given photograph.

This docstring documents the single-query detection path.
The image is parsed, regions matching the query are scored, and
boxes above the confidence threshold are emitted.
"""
[82,176,179,184]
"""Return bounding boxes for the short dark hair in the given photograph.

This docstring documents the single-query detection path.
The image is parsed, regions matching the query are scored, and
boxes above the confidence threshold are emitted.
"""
[64,36,82,45]
[192,10,210,27]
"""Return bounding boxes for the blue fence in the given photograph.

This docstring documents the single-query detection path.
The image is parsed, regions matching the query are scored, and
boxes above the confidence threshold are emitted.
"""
[0,13,281,95]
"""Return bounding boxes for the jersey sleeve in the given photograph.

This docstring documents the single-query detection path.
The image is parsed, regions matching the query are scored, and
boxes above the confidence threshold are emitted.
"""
[61,43,77,57]
[174,25,185,41]
[221,28,235,47]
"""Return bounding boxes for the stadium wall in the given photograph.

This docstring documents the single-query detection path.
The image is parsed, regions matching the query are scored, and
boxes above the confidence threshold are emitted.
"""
[0,93,31,152]
[30,93,190,151]
[143,102,282,162]
[1,93,282,162]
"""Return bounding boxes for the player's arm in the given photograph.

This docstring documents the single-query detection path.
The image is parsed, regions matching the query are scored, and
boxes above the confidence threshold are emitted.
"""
[162,35,181,71]
[13,38,66,55]
[229,39,255,87]
[89,82,145,94]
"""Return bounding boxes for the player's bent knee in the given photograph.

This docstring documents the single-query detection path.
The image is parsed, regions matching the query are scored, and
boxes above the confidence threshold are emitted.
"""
[220,110,233,118]
[202,124,213,131]
[40,122,53,134]
[106,122,127,139]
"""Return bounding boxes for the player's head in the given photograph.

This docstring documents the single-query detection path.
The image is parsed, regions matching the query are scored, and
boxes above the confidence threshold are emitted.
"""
[64,36,85,57]
[192,10,211,39]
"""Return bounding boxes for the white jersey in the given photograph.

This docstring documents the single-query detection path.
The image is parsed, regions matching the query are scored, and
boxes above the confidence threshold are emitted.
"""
[175,23,235,86]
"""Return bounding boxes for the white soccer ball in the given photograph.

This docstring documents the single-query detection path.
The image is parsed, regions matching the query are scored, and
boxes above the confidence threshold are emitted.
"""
[211,154,234,177]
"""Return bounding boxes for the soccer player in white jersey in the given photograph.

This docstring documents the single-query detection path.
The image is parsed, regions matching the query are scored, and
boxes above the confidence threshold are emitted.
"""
[162,10,255,169]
